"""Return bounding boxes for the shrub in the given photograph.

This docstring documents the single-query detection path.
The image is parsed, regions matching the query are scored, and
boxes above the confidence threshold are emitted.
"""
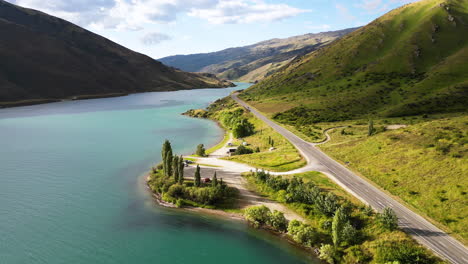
[232,119,255,138]
[244,205,271,228]
[233,145,254,155]
[316,193,340,216]
[343,245,371,264]
[167,184,185,199]
[287,220,318,247]
[319,244,336,264]
[378,207,398,231]
[267,210,288,232]
[341,222,359,245]
[266,175,289,191]
[375,241,434,264]
[196,144,206,157]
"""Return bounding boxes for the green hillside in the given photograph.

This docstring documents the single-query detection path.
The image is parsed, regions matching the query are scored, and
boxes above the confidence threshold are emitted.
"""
[0,0,233,107]
[241,0,468,121]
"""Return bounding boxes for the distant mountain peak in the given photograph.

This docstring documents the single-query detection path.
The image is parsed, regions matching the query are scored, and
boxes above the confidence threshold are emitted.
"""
[158,28,358,82]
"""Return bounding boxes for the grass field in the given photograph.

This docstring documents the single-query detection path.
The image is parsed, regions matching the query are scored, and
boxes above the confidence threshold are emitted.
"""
[317,114,468,242]
[224,113,306,171]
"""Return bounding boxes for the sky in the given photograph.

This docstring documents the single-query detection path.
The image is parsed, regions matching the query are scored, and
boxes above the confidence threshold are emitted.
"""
[7,0,418,59]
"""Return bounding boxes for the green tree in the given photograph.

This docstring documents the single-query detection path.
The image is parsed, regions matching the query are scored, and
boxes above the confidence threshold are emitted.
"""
[342,222,359,245]
[368,120,375,136]
[178,155,184,184]
[271,139,274,147]
[244,205,271,228]
[233,145,254,155]
[267,210,288,232]
[194,165,201,187]
[196,144,206,157]
[378,207,398,231]
[172,156,179,182]
[332,206,348,247]
[319,244,336,264]
[161,140,172,176]
[232,119,255,138]
[165,148,173,177]
[212,171,218,187]
[288,220,318,247]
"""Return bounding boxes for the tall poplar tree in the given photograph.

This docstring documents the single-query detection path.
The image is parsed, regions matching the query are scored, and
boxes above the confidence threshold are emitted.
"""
[194,165,201,187]
[178,155,184,184]
[172,156,179,182]
[161,140,172,176]
[165,148,173,177]
[212,171,218,187]
[332,206,347,247]
[368,120,375,136]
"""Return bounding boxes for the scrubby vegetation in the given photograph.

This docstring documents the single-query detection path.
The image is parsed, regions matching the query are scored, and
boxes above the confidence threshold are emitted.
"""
[148,140,238,208]
[243,170,441,263]
[319,115,467,241]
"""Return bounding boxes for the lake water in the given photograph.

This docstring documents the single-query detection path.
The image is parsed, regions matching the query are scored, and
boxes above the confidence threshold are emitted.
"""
[0,83,317,264]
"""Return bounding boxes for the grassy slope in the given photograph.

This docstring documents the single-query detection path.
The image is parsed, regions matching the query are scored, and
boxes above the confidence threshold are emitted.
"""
[225,112,306,171]
[316,114,468,242]
[241,0,468,119]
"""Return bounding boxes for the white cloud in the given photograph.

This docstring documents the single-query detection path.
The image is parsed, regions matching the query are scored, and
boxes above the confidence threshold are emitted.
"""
[11,0,114,26]
[357,0,418,13]
[7,0,307,30]
[335,4,356,21]
[141,32,172,45]
[188,0,309,24]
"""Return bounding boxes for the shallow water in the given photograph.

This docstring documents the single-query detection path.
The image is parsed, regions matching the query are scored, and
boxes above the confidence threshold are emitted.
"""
[0,84,318,264]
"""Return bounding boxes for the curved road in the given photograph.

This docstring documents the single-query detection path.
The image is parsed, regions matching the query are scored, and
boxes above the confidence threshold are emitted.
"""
[231,93,468,264]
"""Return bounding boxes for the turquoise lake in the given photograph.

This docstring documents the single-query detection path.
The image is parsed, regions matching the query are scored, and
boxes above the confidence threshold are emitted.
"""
[0,83,317,264]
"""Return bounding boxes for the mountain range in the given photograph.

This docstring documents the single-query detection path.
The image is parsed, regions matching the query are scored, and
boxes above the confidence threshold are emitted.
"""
[240,0,468,123]
[159,28,357,82]
[0,0,232,107]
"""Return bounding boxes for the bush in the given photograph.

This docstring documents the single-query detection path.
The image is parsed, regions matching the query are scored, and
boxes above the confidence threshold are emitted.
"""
[342,222,359,245]
[232,119,255,138]
[233,145,254,155]
[378,207,398,231]
[167,184,185,199]
[343,245,371,264]
[196,144,206,156]
[375,241,434,264]
[319,244,337,264]
[244,205,271,228]
[267,210,288,232]
[287,220,318,247]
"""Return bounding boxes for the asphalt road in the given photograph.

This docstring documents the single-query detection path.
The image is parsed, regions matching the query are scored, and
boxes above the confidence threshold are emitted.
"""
[231,93,468,264]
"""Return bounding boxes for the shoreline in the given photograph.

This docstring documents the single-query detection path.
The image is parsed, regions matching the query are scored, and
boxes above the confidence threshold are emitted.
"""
[145,174,244,220]
[0,84,238,109]
[144,175,321,259]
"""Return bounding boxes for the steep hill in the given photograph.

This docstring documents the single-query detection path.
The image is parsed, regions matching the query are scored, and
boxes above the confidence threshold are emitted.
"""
[241,0,468,123]
[0,0,233,107]
[159,28,357,82]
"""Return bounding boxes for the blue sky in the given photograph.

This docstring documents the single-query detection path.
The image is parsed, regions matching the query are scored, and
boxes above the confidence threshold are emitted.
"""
[8,0,417,59]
